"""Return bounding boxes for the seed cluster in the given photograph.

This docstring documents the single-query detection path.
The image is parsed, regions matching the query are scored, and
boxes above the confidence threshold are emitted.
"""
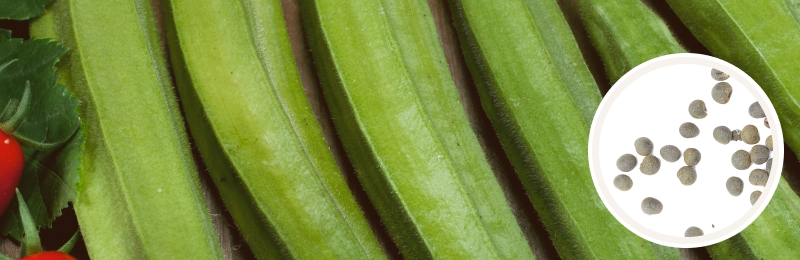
[610,68,778,237]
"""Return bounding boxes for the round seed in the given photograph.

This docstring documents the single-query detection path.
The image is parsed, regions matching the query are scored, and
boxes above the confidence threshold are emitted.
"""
[766,135,773,151]
[660,145,681,162]
[749,102,765,118]
[711,68,729,81]
[732,129,742,141]
[726,177,744,196]
[749,169,769,186]
[750,145,769,165]
[634,137,654,156]
[677,166,697,186]
[684,148,701,167]
[679,122,700,138]
[766,158,773,173]
[688,100,707,119]
[742,125,760,144]
[713,126,732,144]
[640,155,661,175]
[712,82,733,104]
[685,226,704,237]
[732,150,752,170]
[641,197,663,215]
[616,154,637,172]
[750,190,762,205]
[614,174,633,191]
[765,118,770,128]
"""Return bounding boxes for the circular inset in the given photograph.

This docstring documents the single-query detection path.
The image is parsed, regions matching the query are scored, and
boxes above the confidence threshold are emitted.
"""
[589,54,784,248]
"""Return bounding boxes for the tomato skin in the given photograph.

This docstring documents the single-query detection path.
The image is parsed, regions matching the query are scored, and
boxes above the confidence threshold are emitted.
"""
[21,251,77,260]
[0,130,24,218]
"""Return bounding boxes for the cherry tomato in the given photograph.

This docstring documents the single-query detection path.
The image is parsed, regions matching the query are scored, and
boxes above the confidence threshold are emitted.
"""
[0,130,24,218]
[21,251,76,260]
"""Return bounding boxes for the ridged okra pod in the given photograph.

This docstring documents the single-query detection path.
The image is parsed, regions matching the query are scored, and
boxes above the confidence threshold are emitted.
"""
[300,0,535,258]
[163,0,385,259]
[666,0,800,258]
[29,0,222,258]
[448,0,682,258]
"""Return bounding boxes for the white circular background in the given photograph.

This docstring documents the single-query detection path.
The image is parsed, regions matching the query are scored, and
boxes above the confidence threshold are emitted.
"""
[588,54,784,248]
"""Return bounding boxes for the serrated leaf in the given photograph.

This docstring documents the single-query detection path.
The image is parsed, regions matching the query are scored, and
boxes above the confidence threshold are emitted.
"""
[0,34,81,240]
[0,0,52,20]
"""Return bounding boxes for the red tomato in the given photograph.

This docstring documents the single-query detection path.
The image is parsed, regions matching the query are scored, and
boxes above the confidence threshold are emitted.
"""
[0,130,24,218]
[21,251,76,260]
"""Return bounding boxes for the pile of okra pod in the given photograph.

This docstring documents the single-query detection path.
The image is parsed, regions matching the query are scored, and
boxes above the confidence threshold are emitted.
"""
[20,0,800,258]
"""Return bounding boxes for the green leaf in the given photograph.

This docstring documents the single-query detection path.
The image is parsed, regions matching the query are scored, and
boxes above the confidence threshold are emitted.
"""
[0,0,52,20]
[0,34,81,240]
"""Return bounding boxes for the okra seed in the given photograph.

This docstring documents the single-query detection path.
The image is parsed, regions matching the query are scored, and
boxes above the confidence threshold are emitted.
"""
[712,82,733,104]
[660,145,681,162]
[732,129,742,141]
[684,148,701,167]
[765,118,770,128]
[685,226,704,237]
[616,154,638,172]
[634,137,654,156]
[727,177,744,196]
[688,100,707,119]
[766,159,772,173]
[614,174,633,191]
[732,150,752,170]
[713,126,732,144]
[640,155,661,175]
[766,135,773,151]
[749,169,769,186]
[711,68,729,81]
[750,145,769,165]
[749,102,765,118]
[677,166,697,186]
[641,197,663,215]
[679,122,700,138]
[742,125,760,144]
[750,191,762,205]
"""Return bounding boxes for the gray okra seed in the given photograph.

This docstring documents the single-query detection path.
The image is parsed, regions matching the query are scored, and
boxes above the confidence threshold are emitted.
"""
[685,226,704,237]
[677,166,697,186]
[732,129,742,141]
[616,154,637,172]
[766,159,773,173]
[660,145,681,162]
[641,197,663,215]
[765,118,770,128]
[751,191,762,205]
[711,68,729,81]
[750,145,769,165]
[742,125,760,144]
[640,155,661,175]
[732,150,752,170]
[684,148,701,167]
[688,100,707,119]
[614,174,633,191]
[766,135,773,151]
[726,177,744,196]
[712,82,733,104]
[679,122,700,138]
[713,126,732,144]
[749,102,766,118]
[634,137,654,156]
[749,169,769,186]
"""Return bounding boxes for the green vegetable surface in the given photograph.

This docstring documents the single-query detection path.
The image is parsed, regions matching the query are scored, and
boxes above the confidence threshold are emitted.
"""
[29,0,223,258]
[448,0,682,258]
[163,0,385,258]
[301,0,535,258]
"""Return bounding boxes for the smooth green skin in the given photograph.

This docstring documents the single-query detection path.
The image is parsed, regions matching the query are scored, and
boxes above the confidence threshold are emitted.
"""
[706,178,800,259]
[577,0,686,84]
[666,2,800,259]
[29,0,223,259]
[301,0,534,259]
[448,0,681,259]
[163,0,385,259]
